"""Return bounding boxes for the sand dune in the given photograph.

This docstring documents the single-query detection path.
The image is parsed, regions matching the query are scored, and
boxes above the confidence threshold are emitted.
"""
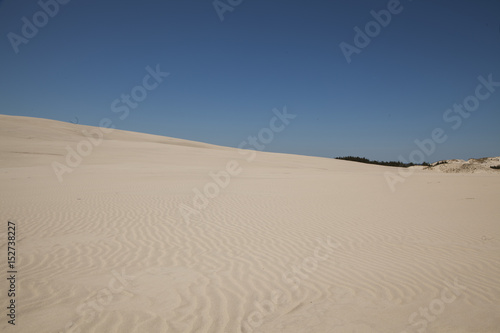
[1,114,499,333]
[425,157,500,174]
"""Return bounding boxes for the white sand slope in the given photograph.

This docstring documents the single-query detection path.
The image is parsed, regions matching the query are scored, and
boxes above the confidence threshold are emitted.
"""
[1,114,499,333]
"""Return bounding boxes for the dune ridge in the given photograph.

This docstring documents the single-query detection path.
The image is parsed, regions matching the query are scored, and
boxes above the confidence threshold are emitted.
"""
[425,157,500,173]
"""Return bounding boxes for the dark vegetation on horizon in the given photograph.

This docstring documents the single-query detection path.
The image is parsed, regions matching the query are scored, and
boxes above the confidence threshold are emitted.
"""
[335,156,430,168]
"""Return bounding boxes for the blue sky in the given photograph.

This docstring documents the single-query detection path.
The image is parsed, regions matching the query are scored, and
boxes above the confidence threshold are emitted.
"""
[1,0,499,162]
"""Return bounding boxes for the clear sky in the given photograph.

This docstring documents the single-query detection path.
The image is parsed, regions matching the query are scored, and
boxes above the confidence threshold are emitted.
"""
[1,0,499,162]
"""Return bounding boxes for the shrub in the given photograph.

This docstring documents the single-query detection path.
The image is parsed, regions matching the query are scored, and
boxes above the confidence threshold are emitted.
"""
[334,156,427,168]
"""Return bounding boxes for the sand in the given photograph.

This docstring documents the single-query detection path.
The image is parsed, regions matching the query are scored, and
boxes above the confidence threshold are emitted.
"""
[1,114,499,333]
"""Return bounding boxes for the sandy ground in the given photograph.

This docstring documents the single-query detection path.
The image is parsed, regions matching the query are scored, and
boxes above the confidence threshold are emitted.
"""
[1,114,499,333]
